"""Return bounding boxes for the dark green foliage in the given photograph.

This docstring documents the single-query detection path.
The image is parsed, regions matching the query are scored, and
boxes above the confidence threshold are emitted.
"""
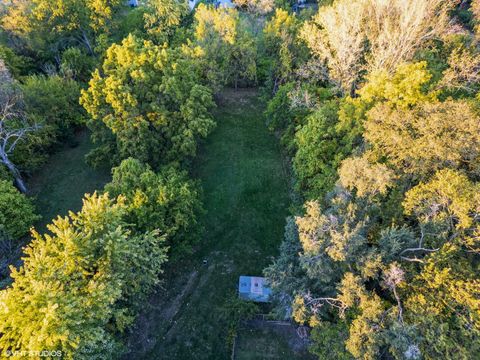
[0,0,125,62]
[12,75,84,172]
[265,82,297,132]
[264,82,314,152]
[0,179,39,239]
[293,100,356,200]
[260,8,308,92]
[105,158,203,256]
[0,44,33,78]
[264,217,305,318]
[60,47,97,82]
[219,294,259,347]
[116,6,148,41]
[22,75,83,141]
[309,321,353,360]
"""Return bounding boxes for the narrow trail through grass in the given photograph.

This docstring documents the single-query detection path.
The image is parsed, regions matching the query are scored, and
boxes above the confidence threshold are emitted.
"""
[127,89,291,359]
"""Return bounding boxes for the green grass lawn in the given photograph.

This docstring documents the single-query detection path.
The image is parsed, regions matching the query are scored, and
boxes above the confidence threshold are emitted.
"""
[235,327,313,360]
[128,89,291,359]
[28,130,111,232]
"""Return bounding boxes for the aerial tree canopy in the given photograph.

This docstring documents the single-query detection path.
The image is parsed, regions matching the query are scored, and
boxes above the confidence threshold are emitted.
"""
[0,193,168,358]
[1,0,124,56]
[301,0,454,93]
[143,0,189,44]
[266,5,480,354]
[193,4,257,91]
[80,34,215,168]
[105,158,203,256]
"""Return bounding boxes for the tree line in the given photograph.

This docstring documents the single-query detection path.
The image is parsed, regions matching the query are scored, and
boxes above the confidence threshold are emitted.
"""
[263,1,480,359]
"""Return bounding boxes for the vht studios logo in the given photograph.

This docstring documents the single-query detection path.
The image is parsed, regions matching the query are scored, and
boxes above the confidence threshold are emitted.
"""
[3,350,63,357]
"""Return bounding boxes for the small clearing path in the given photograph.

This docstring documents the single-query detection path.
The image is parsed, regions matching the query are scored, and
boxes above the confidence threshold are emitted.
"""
[126,89,291,359]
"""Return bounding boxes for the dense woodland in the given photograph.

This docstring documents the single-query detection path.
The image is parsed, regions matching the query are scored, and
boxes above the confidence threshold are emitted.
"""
[0,0,479,359]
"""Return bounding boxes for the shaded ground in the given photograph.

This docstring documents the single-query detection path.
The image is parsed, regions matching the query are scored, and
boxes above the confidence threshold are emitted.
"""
[234,321,315,360]
[28,130,111,232]
[1,130,110,287]
[125,89,291,359]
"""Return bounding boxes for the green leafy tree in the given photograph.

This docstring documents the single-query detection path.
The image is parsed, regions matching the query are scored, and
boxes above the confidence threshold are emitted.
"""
[1,0,124,57]
[21,75,83,142]
[227,25,257,89]
[264,217,305,318]
[9,75,83,172]
[0,179,39,239]
[401,169,480,359]
[105,158,203,256]
[194,4,257,90]
[194,3,238,91]
[0,193,167,358]
[356,62,434,109]
[143,0,188,44]
[338,155,395,199]
[261,8,306,92]
[80,34,215,167]
[365,100,480,179]
[293,100,357,199]
[0,44,32,79]
[310,321,353,360]
[60,47,97,82]
[404,169,480,231]
[405,251,480,359]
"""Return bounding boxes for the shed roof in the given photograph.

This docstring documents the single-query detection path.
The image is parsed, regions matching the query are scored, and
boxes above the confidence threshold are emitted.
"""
[238,276,271,302]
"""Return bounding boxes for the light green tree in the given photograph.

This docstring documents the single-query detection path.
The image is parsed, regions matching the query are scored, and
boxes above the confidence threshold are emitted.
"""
[339,154,395,198]
[80,34,215,167]
[262,8,306,93]
[0,193,167,358]
[365,100,480,178]
[143,0,188,44]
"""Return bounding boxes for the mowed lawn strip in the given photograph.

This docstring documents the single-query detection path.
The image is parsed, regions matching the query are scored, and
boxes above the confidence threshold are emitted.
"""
[145,89,291,359]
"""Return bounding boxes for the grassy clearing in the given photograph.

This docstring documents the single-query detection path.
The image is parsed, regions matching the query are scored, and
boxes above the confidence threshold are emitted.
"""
[235,327,313,360]
[126,89,291,359]
[28,130,111,232]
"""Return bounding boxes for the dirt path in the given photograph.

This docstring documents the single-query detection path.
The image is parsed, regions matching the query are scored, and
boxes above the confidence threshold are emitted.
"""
[125,89,290,359]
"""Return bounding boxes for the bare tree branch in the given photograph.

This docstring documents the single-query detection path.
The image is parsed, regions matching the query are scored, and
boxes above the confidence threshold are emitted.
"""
[0,58,39,193]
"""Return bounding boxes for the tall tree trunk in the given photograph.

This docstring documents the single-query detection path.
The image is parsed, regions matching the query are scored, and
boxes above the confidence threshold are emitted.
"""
[1,153,27,193]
